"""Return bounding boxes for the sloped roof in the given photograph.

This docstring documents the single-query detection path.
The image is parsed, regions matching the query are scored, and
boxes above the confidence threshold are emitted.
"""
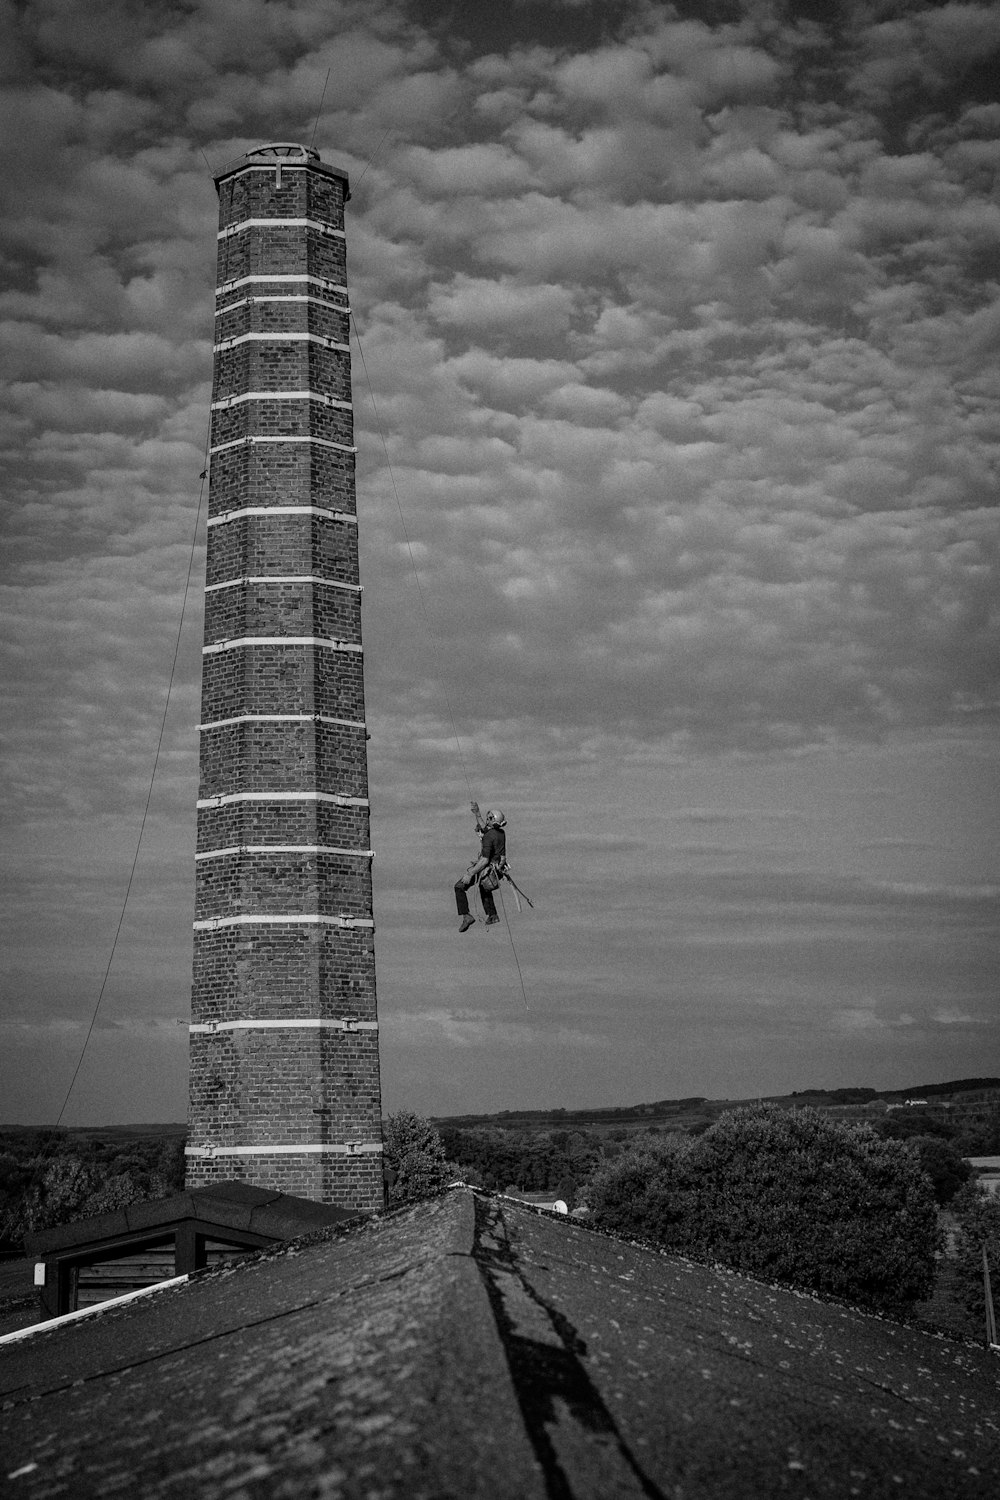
[2,1188,998,1498]
[24,1179,359,1257]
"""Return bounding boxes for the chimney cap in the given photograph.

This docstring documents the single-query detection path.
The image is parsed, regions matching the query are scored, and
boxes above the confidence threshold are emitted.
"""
[214,141,350,197]
[245,142,321,163]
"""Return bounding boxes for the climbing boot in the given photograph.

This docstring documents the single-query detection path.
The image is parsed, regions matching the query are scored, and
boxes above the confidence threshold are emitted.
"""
[459,915,476,933]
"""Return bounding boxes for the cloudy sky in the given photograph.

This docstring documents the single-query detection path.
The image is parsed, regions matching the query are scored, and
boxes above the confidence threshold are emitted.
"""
[2,0,998,1126]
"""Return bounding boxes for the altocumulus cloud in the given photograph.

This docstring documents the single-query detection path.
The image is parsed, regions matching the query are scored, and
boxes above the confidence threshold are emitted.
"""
[1,0,997,1123]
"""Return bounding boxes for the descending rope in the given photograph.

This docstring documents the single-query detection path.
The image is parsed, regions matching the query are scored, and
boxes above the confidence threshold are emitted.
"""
[351,315,532,1009]
[53,437,210,1128]
[497,888,530,1012]
[354,130,390,190]
[350,314,475,803]
[308,69,332,151]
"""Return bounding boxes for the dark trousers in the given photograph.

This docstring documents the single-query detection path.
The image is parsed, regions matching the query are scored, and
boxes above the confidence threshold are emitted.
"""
[455,871,498,921]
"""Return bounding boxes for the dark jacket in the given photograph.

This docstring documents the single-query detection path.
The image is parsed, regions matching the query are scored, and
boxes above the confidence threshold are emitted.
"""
[480,826,506,864]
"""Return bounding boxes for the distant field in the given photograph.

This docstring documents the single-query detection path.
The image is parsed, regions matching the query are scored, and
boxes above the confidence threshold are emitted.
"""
[0,1122,187,1141]
[430,1077,1000,1137]
[3,1077,998,1144]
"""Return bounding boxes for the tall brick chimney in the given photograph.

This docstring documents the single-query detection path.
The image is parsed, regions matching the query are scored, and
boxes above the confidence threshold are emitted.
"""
[185,143,383,1211]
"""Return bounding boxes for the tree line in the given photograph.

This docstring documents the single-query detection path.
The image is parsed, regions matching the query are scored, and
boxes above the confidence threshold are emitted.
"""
[5,1107,998,1343]
[383,1106,1000,1339]
[3,1103,988,1249]
[0,1130,185,1248]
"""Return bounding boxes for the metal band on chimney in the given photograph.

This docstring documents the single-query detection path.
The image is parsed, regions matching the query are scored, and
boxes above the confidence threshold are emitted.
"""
[190,1018,378,1033]
[197,791,369,809]
[185,1142,382,1158]
[201,636,363,656]
[206,505,358,527]
[193,914,374,931]
[218,217,346,240]
[195,845,374,861]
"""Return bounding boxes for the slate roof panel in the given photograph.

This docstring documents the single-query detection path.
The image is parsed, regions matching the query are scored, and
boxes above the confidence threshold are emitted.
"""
[2,1189,998,1499]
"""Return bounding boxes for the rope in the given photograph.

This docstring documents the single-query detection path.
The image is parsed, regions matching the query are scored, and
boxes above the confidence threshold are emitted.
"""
[354,130,390,190]
[350,313,532,1011]
[53,433,210,1128]
[350,312,475,803]
[498,888,530,1012]
[308,69,332,151]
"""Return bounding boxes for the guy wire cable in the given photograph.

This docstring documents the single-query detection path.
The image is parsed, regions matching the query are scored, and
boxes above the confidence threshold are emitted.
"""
[308,68,332,151]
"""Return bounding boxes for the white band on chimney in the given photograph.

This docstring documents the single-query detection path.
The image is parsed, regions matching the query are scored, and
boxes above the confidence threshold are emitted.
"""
[211,390,352,410]
[193,913,375,931]
[190,1018,378,1033]
[195,845,375,861]
[217,274,347,296]
[206,504,357,527]
[218,218,346,241]
[202,636,362,656]
[197,791,369,809]
[217,295,350,315]
[209,436,357,457]
[199,713,364,729]
[203,576,362,594]
[214,332,349,354]
[185,1142,382,1158]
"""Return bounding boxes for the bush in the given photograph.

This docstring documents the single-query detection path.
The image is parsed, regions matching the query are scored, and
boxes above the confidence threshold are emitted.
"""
[941,1180,1000,1340]
[903,1135,971,1206]
[588,1105,939,1317]
[690,1107,939,1315]
[438,1124,601,1193]
[588,1137,697,1247]
[382,1111,453,1207]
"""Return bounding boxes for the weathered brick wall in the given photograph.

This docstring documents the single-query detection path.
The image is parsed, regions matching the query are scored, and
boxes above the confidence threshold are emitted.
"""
[197,719,369,799]
[198,646,366,721]
[186,1154,384,1205]
[203,579,362,645]
[196,800,370,853]
[206,512,360,583]
[187,145,383,1211]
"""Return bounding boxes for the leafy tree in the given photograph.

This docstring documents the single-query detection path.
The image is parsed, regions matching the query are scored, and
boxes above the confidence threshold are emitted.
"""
[553,1176,578,1210]
[382,1111,453,1207]
[0,1130,188,1244]
[879,1110,952,1142]
[587,1137,697,1246]
[589,1106,939,1318]
[690,1107,939,1314]
[17,1156,100,1235]
[953,1106,1000,1156]
[941,1180,1000,1341]
[903,1135,971,1206]
[437,1124,600,1193]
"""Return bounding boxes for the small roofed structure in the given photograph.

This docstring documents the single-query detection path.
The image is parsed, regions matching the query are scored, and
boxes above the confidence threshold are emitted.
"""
[967,1156,1000,1197]
[24,1180,360,1320]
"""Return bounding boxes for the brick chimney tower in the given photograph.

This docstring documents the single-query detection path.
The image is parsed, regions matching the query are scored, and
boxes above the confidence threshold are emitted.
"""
[185,143,383,1211]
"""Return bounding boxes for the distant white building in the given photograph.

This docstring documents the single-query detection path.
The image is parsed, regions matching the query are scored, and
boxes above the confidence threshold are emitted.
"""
[966,1157,1000,1197]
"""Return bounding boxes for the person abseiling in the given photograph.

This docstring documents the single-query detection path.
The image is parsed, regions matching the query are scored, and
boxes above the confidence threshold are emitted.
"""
[455,802,506,932]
